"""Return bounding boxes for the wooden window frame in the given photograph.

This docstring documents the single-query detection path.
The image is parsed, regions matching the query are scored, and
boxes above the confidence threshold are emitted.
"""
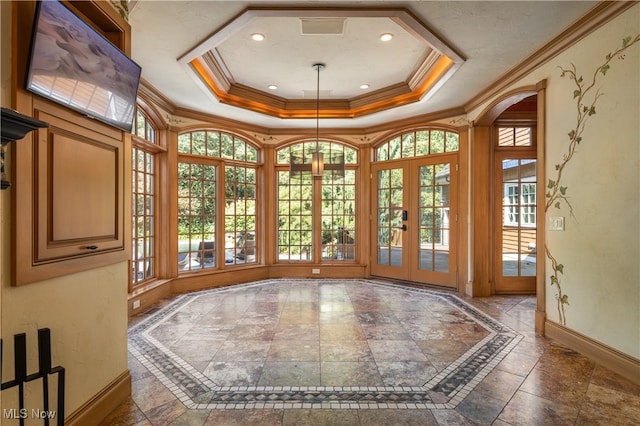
[130,109,163,289]
[375,128,460,161]
[177,130,261,274]
[224,165,259,266]
[275,141,359,264]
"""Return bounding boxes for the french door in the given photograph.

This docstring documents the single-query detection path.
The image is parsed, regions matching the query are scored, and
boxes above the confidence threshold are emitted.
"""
[494,153,537,293]
[371,155,457,288]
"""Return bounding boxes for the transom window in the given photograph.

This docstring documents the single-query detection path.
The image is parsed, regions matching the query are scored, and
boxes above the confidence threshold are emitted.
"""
[276,141,357,262]
[376,129,459,161]
[177,130,259,272]
[134,109,156,142]
[498,127,532,147]
[277,141,358,165]
[178,130,258,161]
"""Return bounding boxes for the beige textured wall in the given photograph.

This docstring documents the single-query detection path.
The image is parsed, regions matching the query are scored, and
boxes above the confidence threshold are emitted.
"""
[1,1,130,420]
[470,5,640,358]
[1,265,129,420]
[543,7,639,358]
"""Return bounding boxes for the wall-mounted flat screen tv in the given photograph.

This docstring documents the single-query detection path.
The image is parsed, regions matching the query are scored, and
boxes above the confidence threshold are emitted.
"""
[25,0,141,132]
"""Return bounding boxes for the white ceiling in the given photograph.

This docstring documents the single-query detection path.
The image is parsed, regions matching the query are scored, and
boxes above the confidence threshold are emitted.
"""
[214,16,428,100]
[129,1,598,129]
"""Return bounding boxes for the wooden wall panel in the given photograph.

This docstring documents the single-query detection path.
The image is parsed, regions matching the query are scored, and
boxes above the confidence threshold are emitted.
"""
[456,126,470,292]
[10,1,130,286]
[13,99,127,285]
[50,134,117,240]
[471,125,492,296]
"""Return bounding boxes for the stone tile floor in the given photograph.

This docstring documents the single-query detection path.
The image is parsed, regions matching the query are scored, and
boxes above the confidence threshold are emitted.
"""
[103,279,640,425]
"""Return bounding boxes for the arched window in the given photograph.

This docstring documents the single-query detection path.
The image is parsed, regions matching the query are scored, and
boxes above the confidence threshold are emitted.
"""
[375,128,459,161]
[131,109,160,286]
[370,128,460,286]
[275,141,358,262]
[177,130,259,271]
[134,109,156,142]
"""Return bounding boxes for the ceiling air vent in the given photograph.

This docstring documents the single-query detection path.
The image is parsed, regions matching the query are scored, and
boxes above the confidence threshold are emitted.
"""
[300,18,346,35]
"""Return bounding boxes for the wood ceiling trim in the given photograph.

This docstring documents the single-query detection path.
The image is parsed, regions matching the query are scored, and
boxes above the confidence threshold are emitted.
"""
[189,52,455,119]
[178,6,465,119]
[464,0,636,114]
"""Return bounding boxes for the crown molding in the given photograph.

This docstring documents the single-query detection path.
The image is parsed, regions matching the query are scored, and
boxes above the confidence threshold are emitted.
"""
[179,7,464,119]
[464,1,637,114]
[137,2,632,138]
[138,78,176,115]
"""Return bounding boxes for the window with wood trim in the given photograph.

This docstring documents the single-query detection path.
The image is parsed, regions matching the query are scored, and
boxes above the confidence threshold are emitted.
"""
[277,170,313,261]
[225,166,257,265]
[275,141,358,262]
[376,129,459,161]
[497,127,533,147]
[178,162,217,271]
[177,130,259,272]
[321,170,356,260]
[131,109,157,286]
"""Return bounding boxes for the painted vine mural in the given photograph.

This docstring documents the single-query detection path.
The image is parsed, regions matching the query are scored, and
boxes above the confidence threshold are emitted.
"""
[109,0,129,20]
[546,34,640,325]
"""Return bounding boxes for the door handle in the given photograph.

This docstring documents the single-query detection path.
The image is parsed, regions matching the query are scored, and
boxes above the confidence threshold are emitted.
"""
[395,224,407,231]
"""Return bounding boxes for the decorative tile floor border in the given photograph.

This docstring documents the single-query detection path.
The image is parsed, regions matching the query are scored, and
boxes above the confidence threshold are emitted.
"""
[129,279,522,410]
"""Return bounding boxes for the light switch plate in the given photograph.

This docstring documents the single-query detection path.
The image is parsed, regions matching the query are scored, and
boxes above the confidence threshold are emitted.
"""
[549,216,565,231]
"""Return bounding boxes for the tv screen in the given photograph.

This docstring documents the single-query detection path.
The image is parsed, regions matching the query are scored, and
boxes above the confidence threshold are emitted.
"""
[25,0,141,132]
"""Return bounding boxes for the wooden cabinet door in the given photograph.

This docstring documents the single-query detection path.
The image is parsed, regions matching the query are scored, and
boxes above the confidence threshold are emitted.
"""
[13,99,127,285]
[35,108,124,261]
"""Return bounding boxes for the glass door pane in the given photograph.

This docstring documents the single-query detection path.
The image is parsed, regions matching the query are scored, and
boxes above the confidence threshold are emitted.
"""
[376,168,404,267]
[496,156,537,293]
[371,157,457,287]
[418,163,451,273]
[501,159,536,276]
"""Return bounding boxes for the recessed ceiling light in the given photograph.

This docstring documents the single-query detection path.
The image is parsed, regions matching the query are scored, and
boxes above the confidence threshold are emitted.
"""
[267,84,278,90]
[360,84,370,89]
[380,33,393,42]
[251,33,265,41]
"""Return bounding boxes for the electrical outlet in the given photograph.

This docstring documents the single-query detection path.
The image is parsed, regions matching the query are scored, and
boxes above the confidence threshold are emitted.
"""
[312,268,320,274]
[133,300,141,309]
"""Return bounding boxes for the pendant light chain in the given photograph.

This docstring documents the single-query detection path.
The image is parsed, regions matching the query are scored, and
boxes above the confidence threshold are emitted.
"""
[311,63,325,177]
[315,63,321,152]
[290,63,343,179]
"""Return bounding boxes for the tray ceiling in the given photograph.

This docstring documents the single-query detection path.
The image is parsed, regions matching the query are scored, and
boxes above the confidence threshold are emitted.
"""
[129,1,599,129]
[178,8,464,119]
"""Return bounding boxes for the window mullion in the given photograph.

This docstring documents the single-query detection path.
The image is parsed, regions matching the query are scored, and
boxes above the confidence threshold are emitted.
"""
[313,177,323,262]
[217,164,226,268]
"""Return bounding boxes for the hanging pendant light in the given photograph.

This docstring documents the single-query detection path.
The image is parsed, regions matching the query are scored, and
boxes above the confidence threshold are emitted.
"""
[290,63,344,179]
[311,63,324,177]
